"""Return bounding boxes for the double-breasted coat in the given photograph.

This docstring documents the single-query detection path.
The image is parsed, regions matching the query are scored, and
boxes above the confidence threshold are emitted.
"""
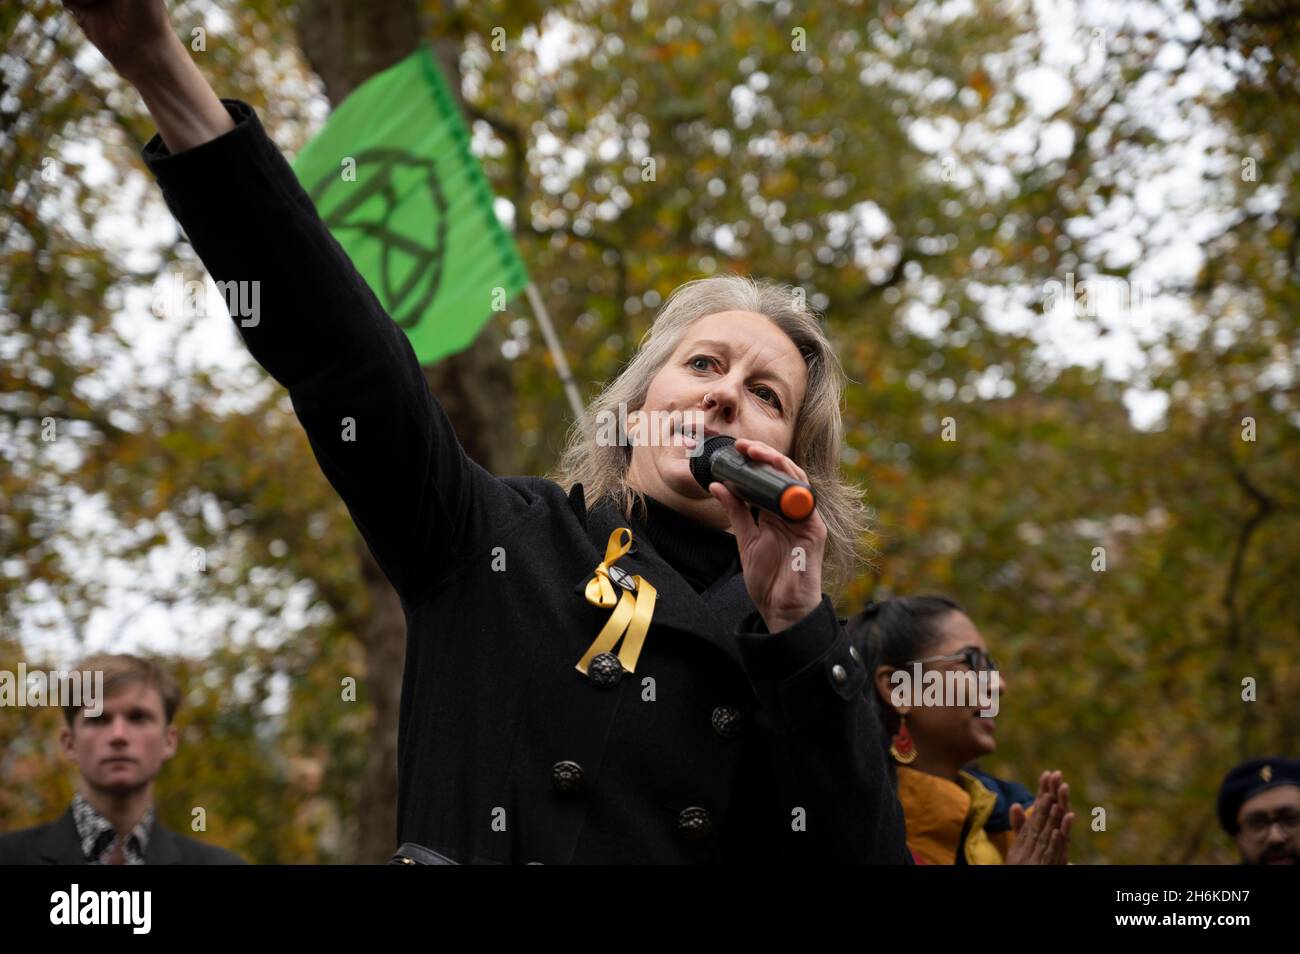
[140,99,909,864]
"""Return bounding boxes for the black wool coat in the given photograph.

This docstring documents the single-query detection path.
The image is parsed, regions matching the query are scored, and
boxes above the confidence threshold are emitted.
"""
[139,100,909,864]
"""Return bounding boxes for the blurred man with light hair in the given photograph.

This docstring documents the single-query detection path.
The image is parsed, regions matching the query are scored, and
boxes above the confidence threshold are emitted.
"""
[0,653,243,865]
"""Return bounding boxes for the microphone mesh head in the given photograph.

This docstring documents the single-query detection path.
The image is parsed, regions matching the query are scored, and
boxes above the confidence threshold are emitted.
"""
[690,435,736,490]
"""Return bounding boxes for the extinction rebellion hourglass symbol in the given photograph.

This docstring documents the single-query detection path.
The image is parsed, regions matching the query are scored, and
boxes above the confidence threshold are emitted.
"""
[306,149,450,329]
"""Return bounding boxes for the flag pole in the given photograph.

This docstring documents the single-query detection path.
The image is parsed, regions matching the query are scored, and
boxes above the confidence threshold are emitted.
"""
[523,282,585,421]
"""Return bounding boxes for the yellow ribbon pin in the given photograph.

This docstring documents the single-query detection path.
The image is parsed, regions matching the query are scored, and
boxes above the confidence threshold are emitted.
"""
[576,527,657,676]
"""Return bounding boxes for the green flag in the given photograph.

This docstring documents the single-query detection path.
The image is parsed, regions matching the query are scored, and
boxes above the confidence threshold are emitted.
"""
[292,46,529,364]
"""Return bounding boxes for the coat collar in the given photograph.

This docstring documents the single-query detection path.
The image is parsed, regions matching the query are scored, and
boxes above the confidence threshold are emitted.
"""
[570,485,755,670]
[896,767,1000,865]
[39,805,183,865]
[38,808,86,865]
[144,820,182,864]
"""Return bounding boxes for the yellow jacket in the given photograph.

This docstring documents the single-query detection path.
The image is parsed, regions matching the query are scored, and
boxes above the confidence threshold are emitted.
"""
[897,765,1016,865]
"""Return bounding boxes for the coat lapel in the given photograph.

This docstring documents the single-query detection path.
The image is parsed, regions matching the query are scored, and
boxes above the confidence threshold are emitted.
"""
[144,821,183,865]
[38,808,88,865]
[572,489,754,670]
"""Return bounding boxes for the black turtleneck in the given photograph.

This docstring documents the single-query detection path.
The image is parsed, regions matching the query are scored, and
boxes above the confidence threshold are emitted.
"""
[633,495,740,593]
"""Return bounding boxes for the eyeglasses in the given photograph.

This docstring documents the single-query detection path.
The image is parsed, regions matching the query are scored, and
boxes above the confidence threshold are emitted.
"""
[1240,809,1300,840]
[907,647,998,673]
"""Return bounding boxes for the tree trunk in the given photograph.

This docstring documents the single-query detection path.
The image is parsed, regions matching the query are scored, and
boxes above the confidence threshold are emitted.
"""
[295,0,517,863]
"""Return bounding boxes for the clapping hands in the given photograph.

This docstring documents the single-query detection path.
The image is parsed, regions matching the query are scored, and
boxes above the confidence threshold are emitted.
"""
[1006,770,1074,865]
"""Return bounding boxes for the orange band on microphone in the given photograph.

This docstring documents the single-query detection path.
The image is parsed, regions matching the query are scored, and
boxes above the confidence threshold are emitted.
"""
[780,485,815,521]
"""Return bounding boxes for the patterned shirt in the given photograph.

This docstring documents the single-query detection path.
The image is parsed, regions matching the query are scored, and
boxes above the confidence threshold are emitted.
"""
[71,793,154,865]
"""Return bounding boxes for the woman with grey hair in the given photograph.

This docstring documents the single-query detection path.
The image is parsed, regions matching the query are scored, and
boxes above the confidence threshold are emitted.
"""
[64,0,908,863]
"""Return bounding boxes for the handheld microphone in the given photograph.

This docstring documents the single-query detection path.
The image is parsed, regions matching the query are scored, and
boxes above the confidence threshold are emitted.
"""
[689,435,817,522]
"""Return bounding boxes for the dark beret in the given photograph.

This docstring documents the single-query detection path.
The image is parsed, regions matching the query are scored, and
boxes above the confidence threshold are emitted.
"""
[1217,756,1300,834]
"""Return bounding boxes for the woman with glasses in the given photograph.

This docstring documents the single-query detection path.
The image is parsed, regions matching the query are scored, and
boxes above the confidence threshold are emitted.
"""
[848,596,1074,864]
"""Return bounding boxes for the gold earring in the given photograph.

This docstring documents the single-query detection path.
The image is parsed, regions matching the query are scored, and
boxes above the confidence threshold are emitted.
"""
[889,714,918,765]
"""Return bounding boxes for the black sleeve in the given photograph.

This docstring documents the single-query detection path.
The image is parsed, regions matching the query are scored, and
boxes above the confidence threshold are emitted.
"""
[140,100,530,604]
[735,597,911,863]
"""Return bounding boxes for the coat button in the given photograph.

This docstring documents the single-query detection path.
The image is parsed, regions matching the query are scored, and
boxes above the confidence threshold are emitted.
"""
[831,663,848,685]
[676,806,713,841]
[588,652,624,688]
[551,760,584,792]
[849,645,861,664]
[711,705,743,740]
